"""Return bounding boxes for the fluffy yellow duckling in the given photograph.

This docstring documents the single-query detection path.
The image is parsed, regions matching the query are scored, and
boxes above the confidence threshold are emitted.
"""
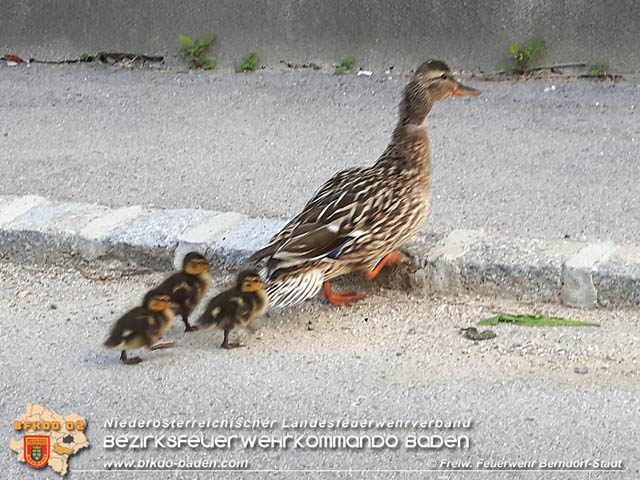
[197,270,268,349]
[104,288,175,364]
[157,252,211,332]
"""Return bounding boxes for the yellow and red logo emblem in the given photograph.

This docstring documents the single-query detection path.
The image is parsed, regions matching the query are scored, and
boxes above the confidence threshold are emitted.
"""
[24,435,50,468]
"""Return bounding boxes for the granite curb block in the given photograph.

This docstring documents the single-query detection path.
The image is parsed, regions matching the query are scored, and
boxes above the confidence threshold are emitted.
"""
[418,231,639,308]
[0,195,638,308]
[0,195,251,271]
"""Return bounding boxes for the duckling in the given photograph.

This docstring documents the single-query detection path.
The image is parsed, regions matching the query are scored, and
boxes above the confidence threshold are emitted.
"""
[104,288,175,365]
[197,270,268,349]
[157,252,211,332]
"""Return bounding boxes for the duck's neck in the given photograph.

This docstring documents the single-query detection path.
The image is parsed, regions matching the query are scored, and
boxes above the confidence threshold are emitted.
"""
[376,88,433,173]
[393,98,433,139]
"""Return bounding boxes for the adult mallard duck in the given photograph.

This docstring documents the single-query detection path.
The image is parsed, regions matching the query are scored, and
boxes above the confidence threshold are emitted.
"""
[250,60,481,308]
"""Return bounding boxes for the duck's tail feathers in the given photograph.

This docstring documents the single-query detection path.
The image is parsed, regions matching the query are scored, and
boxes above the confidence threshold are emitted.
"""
[248,245,273,264]
[265,269,324,309]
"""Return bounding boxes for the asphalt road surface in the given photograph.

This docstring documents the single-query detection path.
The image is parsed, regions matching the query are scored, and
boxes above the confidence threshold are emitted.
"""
[1,263,638,478]
[1,63,639,245]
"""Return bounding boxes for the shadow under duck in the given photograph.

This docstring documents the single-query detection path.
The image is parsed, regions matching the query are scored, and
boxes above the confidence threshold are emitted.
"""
[250,60,481,308]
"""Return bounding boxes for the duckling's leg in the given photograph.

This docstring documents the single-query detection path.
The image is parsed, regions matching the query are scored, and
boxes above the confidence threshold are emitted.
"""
[322,280,364,306]
[150,342,175,350]
[120,350,143,365]
[221,329,243,349]
[364,251,404,280]
[181,310,199,332]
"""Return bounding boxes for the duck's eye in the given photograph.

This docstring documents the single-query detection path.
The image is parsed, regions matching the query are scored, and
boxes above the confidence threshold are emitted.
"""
[439,73,447,79]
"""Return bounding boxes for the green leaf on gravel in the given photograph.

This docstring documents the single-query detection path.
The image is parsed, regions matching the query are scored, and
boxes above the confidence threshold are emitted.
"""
[478,314,600,327]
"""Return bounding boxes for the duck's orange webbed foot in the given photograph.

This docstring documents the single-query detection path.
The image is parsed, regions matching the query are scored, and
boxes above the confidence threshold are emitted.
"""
[322,280,364,306]
[364,251,404,280]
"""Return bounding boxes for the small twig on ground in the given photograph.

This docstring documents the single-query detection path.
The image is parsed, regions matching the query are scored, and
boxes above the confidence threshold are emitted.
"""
[77,267,155,282]
[526,62,587,71]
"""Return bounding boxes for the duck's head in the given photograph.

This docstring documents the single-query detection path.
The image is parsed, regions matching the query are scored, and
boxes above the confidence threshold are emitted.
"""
[412,60,481,100]
[183,252,210,275]
[236,270,264,293]
[143,289,173,312]
[398,60,481,128]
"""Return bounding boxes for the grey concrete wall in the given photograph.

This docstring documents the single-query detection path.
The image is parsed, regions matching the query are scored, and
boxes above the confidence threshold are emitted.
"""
[1,0,639,73]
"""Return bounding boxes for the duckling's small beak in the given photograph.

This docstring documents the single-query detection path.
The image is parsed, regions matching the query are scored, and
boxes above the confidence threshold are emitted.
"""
[452,83,482,97]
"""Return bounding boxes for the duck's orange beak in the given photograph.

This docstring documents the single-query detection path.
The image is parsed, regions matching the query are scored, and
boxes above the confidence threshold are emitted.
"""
[452,83,482,97]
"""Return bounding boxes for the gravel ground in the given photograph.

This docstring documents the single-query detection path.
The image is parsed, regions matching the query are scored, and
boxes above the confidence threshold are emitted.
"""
[1,63,639,244]
[1,262,638,479]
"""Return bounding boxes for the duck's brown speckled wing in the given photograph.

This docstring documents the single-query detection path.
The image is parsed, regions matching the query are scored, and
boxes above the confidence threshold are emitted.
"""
[270,222,358,264]
[251,166,396,268]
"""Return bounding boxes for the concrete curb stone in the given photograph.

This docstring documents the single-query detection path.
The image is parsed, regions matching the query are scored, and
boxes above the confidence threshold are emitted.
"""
[0,195,638,309]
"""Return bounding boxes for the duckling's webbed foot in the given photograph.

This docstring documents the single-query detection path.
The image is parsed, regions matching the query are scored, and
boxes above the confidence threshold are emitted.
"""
[150,342,175,350]
[120,351,143,365]
[221,330,244,349]
[322,280,364,306]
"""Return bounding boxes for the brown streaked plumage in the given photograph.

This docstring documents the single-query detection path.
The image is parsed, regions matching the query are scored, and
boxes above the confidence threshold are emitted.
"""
[157,252,211,332]
[197,271,268,349]
[103,288,176,365]
[250,60,481,308]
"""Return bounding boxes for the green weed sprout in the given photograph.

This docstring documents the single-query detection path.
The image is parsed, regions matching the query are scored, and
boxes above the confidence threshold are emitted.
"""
[179,33,217,70]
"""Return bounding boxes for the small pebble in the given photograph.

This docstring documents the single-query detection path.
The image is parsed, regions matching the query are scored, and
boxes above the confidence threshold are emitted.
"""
[50,304,57,310]
[574,366,588,374]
